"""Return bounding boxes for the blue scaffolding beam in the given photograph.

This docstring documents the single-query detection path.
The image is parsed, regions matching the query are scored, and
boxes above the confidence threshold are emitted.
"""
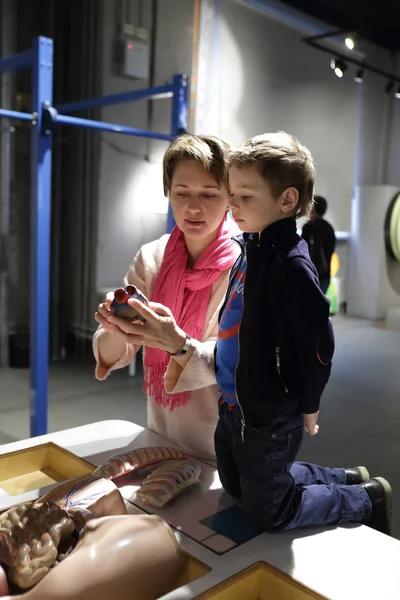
[30,37,53,437]
[0,36,188,437]
[55,83,174,113]
[0,48,33,74]
[53,113,175,141]
[0,108,32,120]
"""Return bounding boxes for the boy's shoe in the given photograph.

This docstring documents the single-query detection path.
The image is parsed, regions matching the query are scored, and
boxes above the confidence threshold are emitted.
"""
[361,477,393,536]
[344,466,370,485]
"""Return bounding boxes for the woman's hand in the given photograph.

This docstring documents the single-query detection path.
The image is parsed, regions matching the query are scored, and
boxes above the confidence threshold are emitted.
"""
[94,293,130,340]
[107,299,187,355]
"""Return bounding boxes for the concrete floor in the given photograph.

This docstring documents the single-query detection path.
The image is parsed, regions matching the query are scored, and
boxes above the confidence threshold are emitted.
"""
[1,316,399,537]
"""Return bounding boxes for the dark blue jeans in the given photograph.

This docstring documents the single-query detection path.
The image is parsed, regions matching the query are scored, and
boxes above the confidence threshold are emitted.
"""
[215,403,372,531]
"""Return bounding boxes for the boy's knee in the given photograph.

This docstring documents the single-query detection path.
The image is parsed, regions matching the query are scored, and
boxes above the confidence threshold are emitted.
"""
[216,462,241,500]
[221,480,241,500]
[242,502,282,530]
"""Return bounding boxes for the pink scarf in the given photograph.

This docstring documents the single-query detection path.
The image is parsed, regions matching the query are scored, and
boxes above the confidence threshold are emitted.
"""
[143,218,237,411]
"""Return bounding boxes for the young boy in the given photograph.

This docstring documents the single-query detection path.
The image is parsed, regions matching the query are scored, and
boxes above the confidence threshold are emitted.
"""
[214,132,393,534]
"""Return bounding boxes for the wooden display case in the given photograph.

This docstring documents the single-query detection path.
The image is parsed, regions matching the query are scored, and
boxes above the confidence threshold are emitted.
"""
[195,561,327,600]
[0,442,95,495]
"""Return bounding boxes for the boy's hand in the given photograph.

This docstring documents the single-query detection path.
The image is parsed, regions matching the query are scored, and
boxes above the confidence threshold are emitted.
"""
[302,411,319,436]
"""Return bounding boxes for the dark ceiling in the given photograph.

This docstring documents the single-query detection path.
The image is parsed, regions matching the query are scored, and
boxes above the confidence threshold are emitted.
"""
[280,0,400,52]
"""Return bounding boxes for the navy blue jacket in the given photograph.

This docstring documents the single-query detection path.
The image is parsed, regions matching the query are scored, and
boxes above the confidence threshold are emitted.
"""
[216,218,334,425]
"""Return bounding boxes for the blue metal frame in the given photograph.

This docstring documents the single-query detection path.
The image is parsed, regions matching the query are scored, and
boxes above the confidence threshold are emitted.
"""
[30,37,54,437]
[0,48,33,74]
[0,109,32,120]
[166,74,189,232]
[53,113,176,141]
[0,36,188,437]
[55,82,175,114]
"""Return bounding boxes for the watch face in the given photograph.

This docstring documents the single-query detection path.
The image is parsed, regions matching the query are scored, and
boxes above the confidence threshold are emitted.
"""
[384,191,400,262]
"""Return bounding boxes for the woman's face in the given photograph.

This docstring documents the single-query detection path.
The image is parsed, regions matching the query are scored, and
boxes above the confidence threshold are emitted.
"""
[169,160,229,241]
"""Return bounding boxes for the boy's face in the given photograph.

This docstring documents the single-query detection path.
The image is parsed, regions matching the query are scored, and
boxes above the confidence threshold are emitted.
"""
[229,165,298,233]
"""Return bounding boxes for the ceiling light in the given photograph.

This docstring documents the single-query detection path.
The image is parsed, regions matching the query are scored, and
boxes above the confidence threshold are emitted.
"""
[395,87,400,99]
[345,37,355,50]
[331,60,347,78]
[354,69,364,83]
[386,81,394,95]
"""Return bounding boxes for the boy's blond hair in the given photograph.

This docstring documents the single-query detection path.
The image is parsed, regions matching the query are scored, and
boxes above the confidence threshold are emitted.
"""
[163,134,230,196]
[229,131,315,218]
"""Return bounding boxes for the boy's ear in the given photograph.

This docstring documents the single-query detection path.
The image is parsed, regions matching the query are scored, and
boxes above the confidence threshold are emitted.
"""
[280,187,299,214]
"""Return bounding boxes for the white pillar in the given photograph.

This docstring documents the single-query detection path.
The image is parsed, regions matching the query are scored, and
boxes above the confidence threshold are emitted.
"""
[347,72,400,319]
[190,0,222,134]
[353,73,388,187]
[348,185,400,319]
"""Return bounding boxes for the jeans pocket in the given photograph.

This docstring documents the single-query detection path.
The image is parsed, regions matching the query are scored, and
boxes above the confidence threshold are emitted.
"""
[287,425,304,466]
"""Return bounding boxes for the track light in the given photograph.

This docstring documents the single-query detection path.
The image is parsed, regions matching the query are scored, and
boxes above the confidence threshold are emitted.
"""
[395,87,400,99]
[345,36,355,50]
[354,69,364,83]
[385,81,394,95]
[331,59,347,78]
[308,33,400,91]
[335,62,347,78]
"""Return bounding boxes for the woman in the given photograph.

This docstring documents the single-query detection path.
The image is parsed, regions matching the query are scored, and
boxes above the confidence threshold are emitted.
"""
[93,135,239,461]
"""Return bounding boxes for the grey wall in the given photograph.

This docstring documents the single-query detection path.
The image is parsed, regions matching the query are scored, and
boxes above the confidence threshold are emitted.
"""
[95,0,400,292]
[347,185,400,319]
[386,58,400,188]
[219,0,357,232]
[96,0,194,289]
[387,104,400,187]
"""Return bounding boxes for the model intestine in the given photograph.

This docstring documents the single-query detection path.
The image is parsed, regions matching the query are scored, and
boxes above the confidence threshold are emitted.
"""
[0,501,84,589]
[0,514,184,600]
[0,446,201,594]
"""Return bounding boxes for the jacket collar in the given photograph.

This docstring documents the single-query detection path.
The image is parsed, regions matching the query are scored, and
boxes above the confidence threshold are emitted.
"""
[237,218,297,247]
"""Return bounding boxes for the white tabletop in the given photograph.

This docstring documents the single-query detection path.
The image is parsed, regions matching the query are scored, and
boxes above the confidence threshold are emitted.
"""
[0,420,399,600]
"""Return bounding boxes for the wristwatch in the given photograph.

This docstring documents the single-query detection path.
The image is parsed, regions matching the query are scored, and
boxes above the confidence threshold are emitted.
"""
[167,334,191,357]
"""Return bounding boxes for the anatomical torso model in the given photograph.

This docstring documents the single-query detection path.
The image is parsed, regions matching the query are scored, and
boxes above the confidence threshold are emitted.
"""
[0,446,201,599]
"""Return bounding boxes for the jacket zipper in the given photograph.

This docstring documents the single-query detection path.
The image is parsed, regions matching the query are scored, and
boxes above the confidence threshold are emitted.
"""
[235,244,247,441]
[275,346,288,393]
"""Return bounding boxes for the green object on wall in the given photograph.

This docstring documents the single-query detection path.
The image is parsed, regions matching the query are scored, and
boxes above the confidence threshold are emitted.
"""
[326,278,338,313]
[384,191,400,261]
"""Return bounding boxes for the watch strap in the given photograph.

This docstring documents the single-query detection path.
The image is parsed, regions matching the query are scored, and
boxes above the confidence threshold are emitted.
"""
[167,334,191,357]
